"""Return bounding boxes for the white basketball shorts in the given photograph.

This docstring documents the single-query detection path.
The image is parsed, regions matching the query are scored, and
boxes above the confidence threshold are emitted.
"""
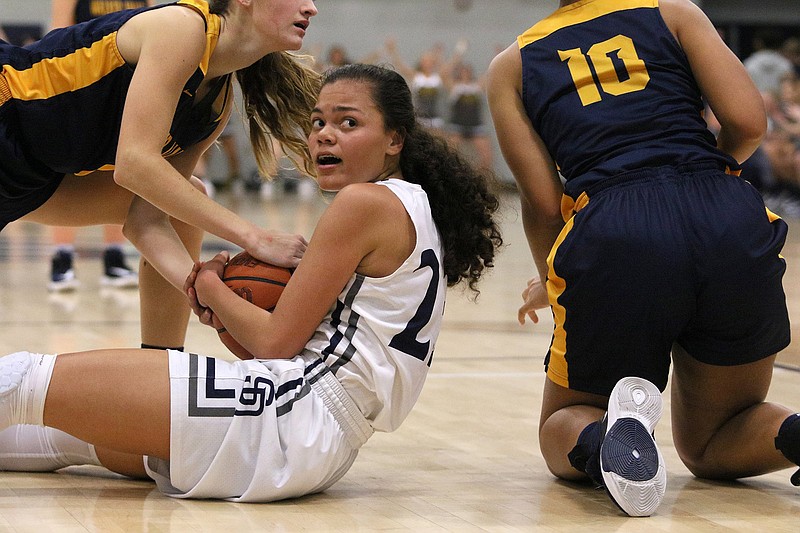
[144,350,373,502]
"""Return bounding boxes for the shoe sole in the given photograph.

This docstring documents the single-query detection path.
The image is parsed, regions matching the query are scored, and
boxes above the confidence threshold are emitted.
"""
[601,377,666,517]
[101,276,139,288]
[47,279,80,293]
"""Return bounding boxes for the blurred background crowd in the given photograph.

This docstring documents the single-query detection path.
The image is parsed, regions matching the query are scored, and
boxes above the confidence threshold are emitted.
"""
[1,0,799,239]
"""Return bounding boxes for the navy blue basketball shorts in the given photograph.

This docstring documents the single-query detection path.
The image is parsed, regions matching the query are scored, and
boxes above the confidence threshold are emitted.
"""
[544,163,791,396]
[0,94,65,231]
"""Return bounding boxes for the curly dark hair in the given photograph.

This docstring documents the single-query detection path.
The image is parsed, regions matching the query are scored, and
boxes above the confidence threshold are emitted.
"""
[321,64,503,294]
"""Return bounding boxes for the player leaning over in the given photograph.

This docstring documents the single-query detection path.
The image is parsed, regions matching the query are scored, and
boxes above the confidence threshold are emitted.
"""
[0,63,502,502]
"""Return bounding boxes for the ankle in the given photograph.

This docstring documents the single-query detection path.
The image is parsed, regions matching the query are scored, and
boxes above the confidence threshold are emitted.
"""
[568,420,604,485]
[775,413,800,466]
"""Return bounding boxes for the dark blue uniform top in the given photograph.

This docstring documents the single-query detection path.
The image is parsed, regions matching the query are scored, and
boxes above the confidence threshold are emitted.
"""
[75,0,151,24]
[518,0,737,201]
[0,0,229,184]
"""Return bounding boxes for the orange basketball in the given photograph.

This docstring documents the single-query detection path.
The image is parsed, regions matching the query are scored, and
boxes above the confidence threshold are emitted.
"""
[222,251,292,312]
[217,252,292,358]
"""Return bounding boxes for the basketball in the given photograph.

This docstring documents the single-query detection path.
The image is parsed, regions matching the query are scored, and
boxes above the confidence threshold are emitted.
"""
[216,252,292,358]
[221,251,292,312]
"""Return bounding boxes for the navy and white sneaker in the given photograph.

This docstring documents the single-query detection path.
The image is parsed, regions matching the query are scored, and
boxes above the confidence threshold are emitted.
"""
[600,376,666,517]
[101,248,138,288]
[48,250,79,292]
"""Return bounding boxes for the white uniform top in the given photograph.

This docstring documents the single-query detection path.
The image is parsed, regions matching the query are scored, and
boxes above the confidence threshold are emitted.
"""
[303,179,446,433]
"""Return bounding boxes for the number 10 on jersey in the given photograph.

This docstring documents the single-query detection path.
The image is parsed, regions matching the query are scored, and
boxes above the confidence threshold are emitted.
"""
[559,35,650,106]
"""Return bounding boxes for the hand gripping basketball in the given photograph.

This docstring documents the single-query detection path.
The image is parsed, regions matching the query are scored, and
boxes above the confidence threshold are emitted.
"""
[216,251,292,357]
[222,251,292,311]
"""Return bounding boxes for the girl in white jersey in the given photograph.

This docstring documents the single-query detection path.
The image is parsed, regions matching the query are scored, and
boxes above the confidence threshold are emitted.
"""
[0,64,502,502]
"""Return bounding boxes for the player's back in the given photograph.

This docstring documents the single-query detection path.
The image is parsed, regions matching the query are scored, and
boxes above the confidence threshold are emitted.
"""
[518,0,735,199]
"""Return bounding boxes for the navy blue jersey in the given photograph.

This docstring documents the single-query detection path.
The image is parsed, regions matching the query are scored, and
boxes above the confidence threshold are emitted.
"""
[0,0,229,177]
[74,0,151,24]
[518,0,737,200]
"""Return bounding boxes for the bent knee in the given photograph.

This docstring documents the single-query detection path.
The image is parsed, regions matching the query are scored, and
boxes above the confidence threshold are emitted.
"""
[676,448,739,480]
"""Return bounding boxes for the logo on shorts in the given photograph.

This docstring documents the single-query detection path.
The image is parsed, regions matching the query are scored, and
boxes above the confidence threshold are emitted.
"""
[187,354,275,417]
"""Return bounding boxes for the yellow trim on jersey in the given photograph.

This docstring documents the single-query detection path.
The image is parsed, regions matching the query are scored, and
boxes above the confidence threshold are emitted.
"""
[0,74,11,106]
[518,0,658,48]
[177,0,219,76]
[3,33,125,101]
[76,165,115,176]
[764,207,786,261]
[545,214,577,388]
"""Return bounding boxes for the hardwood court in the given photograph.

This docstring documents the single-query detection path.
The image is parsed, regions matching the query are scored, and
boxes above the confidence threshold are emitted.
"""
[0,185,797,531]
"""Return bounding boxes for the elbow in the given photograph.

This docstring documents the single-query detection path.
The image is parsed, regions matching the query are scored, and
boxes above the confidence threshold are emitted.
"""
[113,151,141,191]
[737,113,768,148]
[114,149,161,192]
[717,106,768,161]
[520,191,563,226]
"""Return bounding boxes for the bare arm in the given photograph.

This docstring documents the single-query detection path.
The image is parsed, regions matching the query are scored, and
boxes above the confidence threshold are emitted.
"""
[660,0,766,163]
[113,7,306,269]
[488,44,565,324]
[487,44,564,280]
[193,185,399,359]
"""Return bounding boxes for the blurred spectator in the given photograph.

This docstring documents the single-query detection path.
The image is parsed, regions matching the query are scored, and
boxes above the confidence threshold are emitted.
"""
[781,37,800,76]
[744,28,794,95]
[706,87,800,218]
[446,60,493,171]
[770,74,800,138]
[385,38,459,135]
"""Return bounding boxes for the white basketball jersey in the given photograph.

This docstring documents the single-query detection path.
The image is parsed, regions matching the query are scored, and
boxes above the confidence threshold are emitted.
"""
[303,179,446,433]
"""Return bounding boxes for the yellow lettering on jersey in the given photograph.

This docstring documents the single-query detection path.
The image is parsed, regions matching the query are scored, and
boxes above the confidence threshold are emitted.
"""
[560,35,650,106]
[589,35,650,97]
[559,48,602,106]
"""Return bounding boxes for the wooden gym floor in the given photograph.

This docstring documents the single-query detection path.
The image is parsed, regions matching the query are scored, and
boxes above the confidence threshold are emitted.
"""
[0,183,797,531]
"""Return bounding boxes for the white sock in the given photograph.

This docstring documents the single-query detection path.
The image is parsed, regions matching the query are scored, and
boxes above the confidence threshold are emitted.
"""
[0,425,101,472]
[0,351,57,427]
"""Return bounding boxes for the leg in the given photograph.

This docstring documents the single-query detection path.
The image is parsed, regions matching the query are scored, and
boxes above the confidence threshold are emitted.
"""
[26,173,133,292]
[94,446,149,478]
[138,175,206,349]
[219,134,242,182]
[25,172,204,349]
[22,172,133,226]
[0,424,148,479]
[540,377,666,516]
[51,226,79,247]
[539,377,607,480]
[102,224,127,246]
[671,344,795,479]
[43,349,171,459]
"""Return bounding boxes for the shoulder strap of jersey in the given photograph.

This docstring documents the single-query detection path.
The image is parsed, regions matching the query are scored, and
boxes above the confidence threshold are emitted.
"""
[518,0,658,48]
